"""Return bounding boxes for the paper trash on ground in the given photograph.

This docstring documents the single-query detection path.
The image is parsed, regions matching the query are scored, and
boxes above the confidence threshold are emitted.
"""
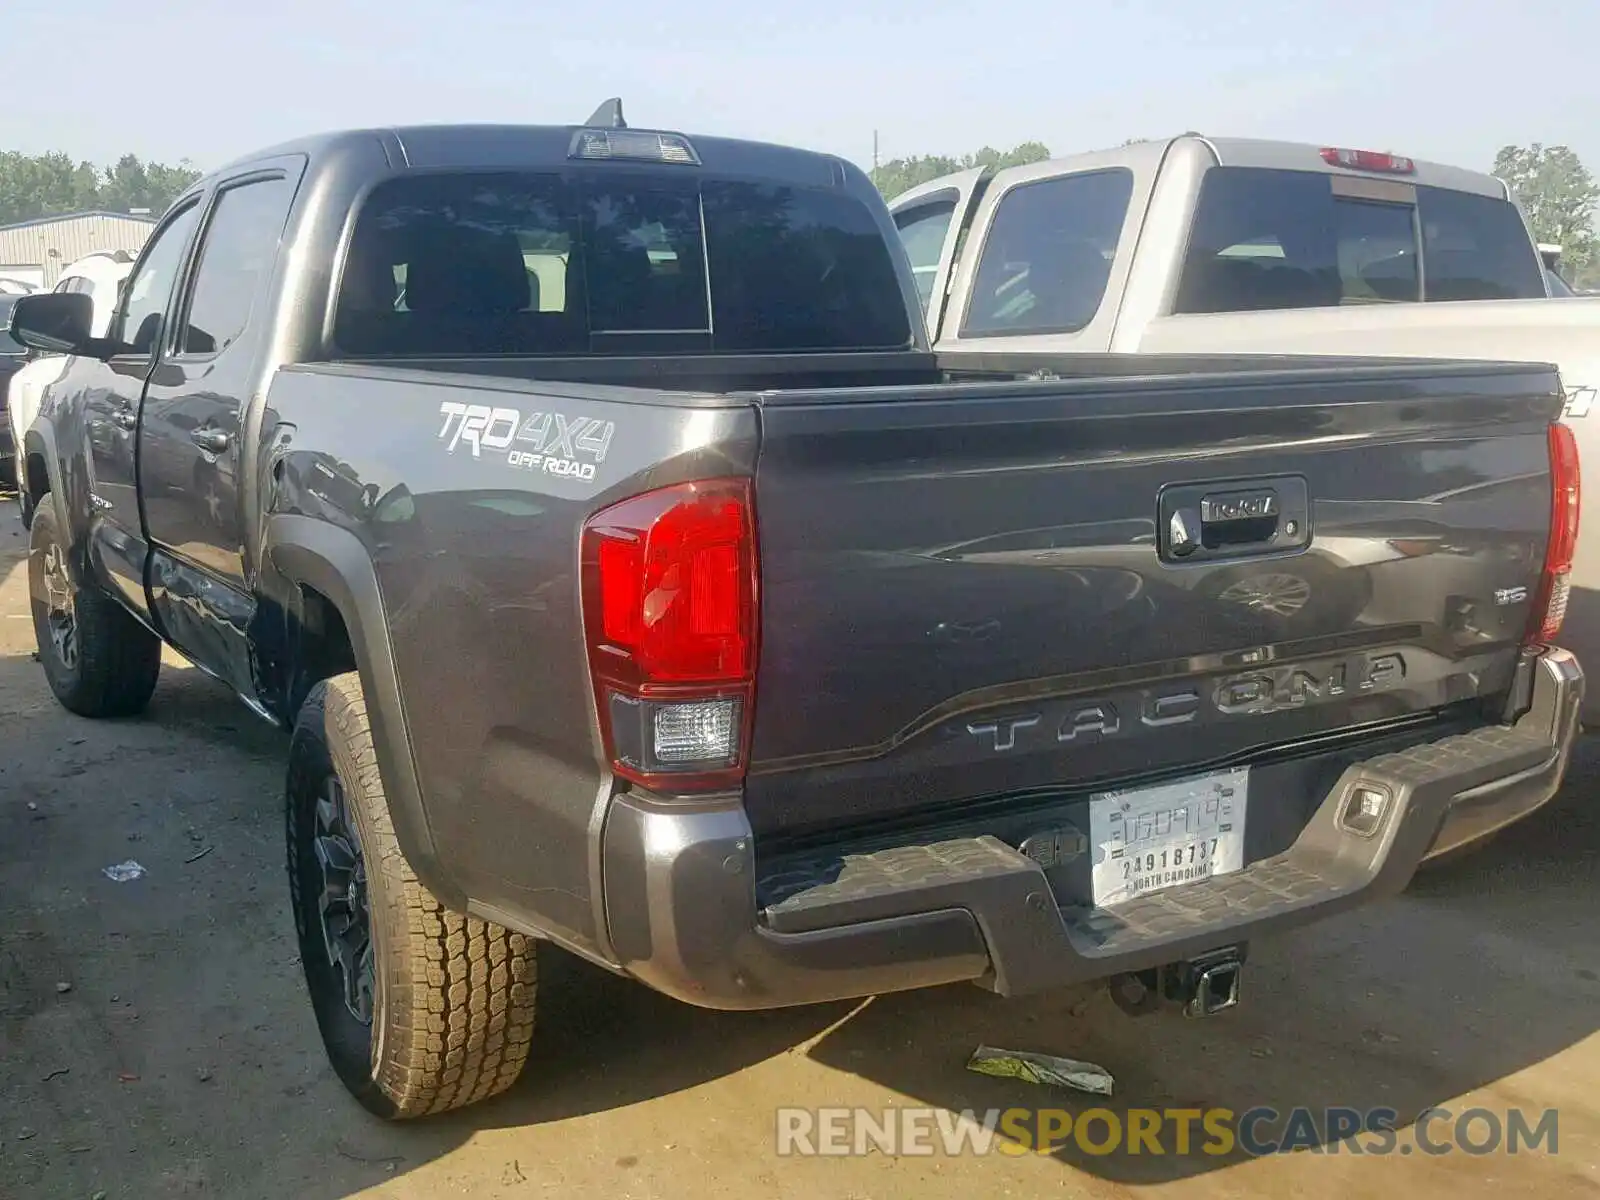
[966,1045,1114,1096]
[101,860,146,883]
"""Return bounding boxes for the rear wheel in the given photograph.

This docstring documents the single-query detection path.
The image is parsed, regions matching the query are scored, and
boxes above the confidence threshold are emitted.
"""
[29,496,161,717]
[287,673,538,1118]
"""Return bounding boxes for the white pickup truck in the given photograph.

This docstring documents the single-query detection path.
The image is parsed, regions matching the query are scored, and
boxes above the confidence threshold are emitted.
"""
[892,136,1600,718]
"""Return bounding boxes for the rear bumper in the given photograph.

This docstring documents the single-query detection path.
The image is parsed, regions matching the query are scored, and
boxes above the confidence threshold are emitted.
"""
[599,648,1583,1011]
[1421,647,1583,860]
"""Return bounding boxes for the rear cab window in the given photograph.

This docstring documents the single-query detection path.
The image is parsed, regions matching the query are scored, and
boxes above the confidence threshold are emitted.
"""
[333,170,911,356]
[1419,186,1548,301]
[1175,167,1546,313]
[960,169,1134,337]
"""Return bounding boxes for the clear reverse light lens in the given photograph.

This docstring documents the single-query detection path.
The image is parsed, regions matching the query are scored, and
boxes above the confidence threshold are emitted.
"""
[1541,571,1571,640]
[1338,785,1392,838]
[653,699,739,764]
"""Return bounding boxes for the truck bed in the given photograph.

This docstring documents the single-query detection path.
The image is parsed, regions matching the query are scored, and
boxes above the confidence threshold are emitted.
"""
[271,352,1560,857]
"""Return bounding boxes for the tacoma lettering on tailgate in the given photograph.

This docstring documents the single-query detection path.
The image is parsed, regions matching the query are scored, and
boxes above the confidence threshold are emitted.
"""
[965,653,1406,754]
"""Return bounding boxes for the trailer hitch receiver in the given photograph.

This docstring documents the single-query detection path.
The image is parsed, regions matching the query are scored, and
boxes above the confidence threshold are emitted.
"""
[1167,948,1243,1018]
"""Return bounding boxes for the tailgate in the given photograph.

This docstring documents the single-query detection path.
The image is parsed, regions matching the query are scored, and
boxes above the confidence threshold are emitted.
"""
[744,361,1559,838]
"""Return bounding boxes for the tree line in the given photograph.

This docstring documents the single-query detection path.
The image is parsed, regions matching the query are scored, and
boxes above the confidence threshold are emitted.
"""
[0,152,200,226]
[868,142,1051,202]
[1491,144,1599,286]
[871,138,1600,289]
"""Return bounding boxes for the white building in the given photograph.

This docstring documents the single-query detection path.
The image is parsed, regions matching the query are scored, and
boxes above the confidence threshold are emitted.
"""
[0,211,156,290]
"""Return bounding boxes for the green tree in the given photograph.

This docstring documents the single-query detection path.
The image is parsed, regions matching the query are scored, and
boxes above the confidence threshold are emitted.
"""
[870,141,1051,200]
[869,154,962,201]
[0,151,201,225]
[1491,143,1599,274]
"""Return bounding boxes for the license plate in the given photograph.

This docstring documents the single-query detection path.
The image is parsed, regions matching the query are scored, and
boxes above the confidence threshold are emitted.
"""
[1089,767,1248,907]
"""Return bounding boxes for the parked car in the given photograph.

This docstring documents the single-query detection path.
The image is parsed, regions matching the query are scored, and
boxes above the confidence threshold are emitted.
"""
[9,111,1583,1122]
[6,253,134,522]
[0,293,28,488]
[889,137,1600,717]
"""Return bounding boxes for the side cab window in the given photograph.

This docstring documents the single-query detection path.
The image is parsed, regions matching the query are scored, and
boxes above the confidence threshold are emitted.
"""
[113,202,203,357]
[961,170,1134,337]
[176,176,296,358]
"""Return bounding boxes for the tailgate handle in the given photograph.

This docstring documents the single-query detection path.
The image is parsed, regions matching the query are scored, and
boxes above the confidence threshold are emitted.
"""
[1159,476,1309,564]
[1199,488,1280,547]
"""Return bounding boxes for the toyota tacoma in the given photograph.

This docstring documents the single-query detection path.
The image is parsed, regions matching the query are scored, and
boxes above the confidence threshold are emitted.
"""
[9,105,1584,1119]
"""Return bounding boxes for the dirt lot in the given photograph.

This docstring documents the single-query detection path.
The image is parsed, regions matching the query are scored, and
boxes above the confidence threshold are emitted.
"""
[3,524,1600,1200]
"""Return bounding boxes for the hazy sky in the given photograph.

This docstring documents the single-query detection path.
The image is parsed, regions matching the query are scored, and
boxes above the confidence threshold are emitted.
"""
[6,0,1597,177]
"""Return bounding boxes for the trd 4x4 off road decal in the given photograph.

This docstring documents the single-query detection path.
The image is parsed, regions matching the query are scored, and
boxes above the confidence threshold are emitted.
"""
[436,402,615,480]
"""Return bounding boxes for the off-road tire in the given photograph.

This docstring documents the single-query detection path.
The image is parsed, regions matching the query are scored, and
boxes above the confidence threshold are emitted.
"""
[287,672,537,1118]
[29,495,161,717]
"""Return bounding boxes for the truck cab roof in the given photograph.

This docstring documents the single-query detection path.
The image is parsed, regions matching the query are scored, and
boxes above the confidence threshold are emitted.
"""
[891,133,1512,209]
[194,122,865,207]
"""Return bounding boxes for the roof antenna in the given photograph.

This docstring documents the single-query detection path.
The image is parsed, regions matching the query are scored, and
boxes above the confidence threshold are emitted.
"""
[585,98,627,129]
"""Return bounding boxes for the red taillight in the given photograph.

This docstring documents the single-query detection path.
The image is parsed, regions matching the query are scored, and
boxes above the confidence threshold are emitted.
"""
[1527,422,1581,645]
[1320,147,1416,175]
[581,478,758,791]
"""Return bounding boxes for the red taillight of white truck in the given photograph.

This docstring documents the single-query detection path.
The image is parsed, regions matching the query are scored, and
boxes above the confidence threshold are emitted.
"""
[1528,422,1581,645]
[581,478,759,792]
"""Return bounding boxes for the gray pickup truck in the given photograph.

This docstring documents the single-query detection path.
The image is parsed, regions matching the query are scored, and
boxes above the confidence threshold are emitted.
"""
[8,106,1584,1120]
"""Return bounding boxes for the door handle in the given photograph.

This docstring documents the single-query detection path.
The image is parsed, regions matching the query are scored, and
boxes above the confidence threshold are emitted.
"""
[110,408,136,431]
[190,428,232,455]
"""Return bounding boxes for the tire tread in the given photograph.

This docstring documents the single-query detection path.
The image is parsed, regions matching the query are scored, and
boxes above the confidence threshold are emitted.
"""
[315,673,536,1118]
[30,496,160,718]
